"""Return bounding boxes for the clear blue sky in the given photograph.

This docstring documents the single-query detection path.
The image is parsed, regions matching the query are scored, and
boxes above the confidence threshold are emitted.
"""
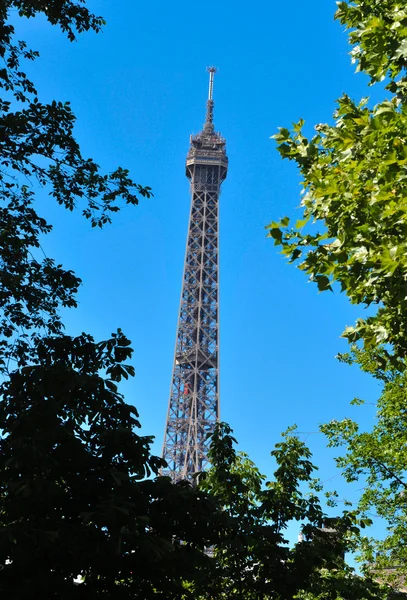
[14,1,385,516]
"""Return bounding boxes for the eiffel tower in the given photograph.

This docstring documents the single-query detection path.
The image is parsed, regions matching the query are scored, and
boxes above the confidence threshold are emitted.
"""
[162,68,228,481]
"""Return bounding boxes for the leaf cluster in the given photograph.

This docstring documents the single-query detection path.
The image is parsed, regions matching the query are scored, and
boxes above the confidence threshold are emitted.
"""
[268,2,407,367]
[0,0,153,368]
[195,423,385,600]
[269,0,407,588]
[0,329,223,598]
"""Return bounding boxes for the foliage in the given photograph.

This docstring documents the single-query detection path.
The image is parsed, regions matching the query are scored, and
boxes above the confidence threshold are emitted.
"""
[0,0,152,370]
[0,329,223,598]
[0,2,219,598]
[322,348,407,581]
[267,2,407,368]
[336,0,407,86]
[268,0,407,587]
[195,422,386,600]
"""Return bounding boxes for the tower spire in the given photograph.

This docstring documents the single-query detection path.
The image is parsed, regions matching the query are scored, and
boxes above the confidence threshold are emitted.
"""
[204,66,217,133]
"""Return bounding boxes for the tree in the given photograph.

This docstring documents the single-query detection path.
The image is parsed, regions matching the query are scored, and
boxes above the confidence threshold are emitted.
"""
[0,330,223,598]
[321,348,407,585]
[0,0,153,370]
[268,0,407,585]
[0,3,220,598]
[268,1,407,367]
[194,422,386,600]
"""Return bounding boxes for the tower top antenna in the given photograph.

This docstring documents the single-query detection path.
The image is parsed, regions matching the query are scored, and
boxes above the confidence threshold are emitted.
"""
[204,67,217,132]
[207,66,217,101]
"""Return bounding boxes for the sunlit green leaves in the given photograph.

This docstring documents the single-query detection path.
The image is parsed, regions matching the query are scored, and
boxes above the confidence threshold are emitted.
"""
[270,0,407,586]
[268,91,407,364]
[322,357,407,579]
[336,0,407,85]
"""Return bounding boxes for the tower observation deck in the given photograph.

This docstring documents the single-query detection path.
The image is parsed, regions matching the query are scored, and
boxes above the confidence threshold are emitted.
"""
[162,68,228,481]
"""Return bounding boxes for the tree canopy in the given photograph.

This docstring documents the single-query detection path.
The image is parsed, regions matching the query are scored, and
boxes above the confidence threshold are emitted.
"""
[196,422,385,600]
[268,0,407,585]
[0,2,216,597]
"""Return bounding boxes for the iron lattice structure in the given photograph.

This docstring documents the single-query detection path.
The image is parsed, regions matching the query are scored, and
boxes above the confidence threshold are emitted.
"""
[162,68,228,481]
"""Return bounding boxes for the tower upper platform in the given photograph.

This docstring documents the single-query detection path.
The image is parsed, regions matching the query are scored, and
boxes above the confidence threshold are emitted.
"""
[186,67,228,178]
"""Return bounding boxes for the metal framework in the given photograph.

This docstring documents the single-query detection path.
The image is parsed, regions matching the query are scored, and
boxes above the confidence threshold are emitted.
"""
[162,68,228,481]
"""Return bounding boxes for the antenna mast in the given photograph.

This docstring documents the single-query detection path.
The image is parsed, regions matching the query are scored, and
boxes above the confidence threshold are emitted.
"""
[207,66,216,100]
[204,66,217,132]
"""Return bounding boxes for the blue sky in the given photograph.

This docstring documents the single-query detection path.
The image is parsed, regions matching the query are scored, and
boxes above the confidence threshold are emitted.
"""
[13,0,387,519]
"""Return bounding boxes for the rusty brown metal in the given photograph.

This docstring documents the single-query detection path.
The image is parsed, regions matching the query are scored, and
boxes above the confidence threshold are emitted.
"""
[162,69,228,481]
